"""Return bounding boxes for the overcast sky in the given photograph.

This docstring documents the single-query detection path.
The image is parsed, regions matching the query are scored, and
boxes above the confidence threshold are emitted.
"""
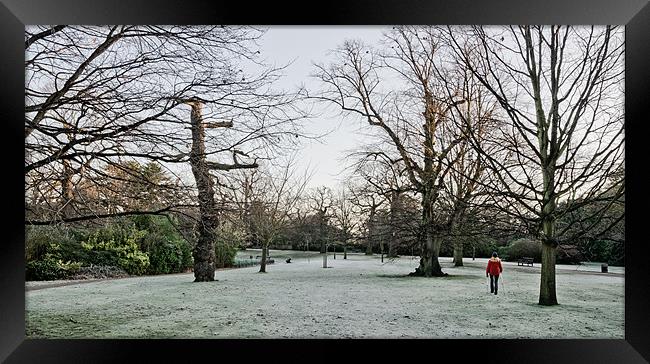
[258,27,388,190]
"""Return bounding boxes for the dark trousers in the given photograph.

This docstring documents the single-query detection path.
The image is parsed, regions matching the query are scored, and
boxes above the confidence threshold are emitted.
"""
[490,275,499,294]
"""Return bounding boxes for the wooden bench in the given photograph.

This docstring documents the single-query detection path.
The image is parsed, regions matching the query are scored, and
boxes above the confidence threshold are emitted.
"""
[518,257,534,267]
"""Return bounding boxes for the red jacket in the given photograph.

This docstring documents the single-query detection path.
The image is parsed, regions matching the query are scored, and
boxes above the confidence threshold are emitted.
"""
[486,257,503,276]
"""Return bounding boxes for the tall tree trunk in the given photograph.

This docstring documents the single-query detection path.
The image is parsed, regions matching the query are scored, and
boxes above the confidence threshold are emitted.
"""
[388,190,400,258]
[539,242,558,305]
[366,207,375,255]
[188,102,217,282]
[539,212,558,305]
[453,241,463,267]
[413,190,445,277]
[60,159,75,218]
[304,234,311,252]
[539,161,559,305]
[412,94,446,277]
[259,245,267,273]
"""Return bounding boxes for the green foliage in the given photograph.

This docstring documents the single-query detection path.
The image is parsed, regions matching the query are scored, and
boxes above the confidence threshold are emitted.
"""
[25,225,81,262]
[26,256,82,281]
[26,216,196,279]
[581,239,624,266]
[505,238,542,262]
[496,245,511,261]
[133,215,193,273]
[179,240,193,270]
[214,225,243,268]
[214,241,237,269]
[148,240,183,274]
[80,224,150,275]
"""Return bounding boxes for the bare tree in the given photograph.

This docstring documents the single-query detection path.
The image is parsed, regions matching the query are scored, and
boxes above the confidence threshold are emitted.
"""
[447,26,624,305]
[309,186,334,254]
[25,26,266,224]
[25,26,309,282]
[332,187,360,259]
[348,181,385,255]
[436,71,497,266]
[314,27,469,276]
[347,148,414,258]
[248,157,311,273]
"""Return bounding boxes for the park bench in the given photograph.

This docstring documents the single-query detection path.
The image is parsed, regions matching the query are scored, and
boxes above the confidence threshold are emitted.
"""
[518,257,534,267]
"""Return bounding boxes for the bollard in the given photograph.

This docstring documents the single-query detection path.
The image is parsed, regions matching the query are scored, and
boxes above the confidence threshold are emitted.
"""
[601,263,608,273]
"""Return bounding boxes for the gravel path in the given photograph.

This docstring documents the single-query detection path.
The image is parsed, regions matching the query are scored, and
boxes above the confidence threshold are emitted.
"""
[25,252,624,339]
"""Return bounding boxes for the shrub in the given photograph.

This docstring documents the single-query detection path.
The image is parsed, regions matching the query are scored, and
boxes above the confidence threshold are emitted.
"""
[26,256,82,281]
[148,239,183,274]
[26,225,80,262]
[506,238,542,262]
[80,225,150,275]
[135,215,193,273]
[213,225,244,268]
[179,240,193,270]
[580,239,624,266]
[496,245,511,261]
[214,240,237,268]
[26,258,63,281]
[556,244,583,265]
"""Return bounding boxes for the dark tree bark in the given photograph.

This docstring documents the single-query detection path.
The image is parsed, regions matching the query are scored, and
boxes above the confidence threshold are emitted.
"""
[259,246,268,273]
[387,190,401,258]
[188,102,218,282]
[366,205,376,255]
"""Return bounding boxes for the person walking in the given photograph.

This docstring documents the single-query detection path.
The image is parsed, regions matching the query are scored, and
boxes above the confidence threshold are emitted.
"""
[486,252,503,295]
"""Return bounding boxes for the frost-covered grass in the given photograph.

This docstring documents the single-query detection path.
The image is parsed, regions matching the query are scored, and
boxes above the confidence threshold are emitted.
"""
[25,251,624,339]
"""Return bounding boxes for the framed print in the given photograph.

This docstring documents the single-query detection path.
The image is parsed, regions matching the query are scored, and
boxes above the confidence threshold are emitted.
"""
[1,0,649,362]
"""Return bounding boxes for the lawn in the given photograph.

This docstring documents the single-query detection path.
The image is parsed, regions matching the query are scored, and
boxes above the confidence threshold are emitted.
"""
[25,251,624,338]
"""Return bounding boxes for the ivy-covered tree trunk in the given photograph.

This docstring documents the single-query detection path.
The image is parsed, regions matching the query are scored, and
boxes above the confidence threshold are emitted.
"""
[188,102,217,282]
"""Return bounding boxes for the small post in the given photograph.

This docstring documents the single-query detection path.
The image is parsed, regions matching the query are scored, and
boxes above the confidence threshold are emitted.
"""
[601,263,608,273]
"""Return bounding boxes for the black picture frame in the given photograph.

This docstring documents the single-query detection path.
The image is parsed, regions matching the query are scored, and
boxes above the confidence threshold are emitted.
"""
[2,0,648,362]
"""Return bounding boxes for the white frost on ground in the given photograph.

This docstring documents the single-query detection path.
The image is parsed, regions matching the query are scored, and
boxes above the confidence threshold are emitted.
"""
[25,251,624,339]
